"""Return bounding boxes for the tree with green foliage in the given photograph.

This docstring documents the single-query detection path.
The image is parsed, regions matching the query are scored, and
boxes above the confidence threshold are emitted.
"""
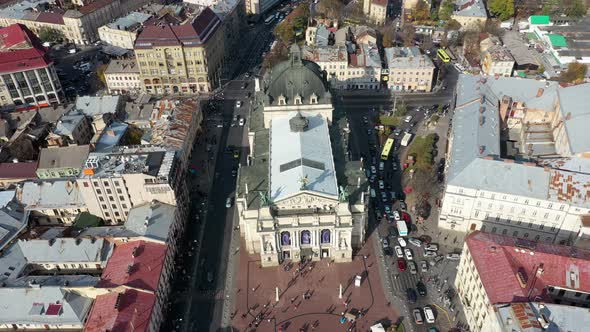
[438,0,454,21]
[407,134,436,171]
[125,125,144,145]
[395,101,408,117]
[38,27,64,43]
[430,8,439,21]
[560,62,588,83]
[413,0,431,21]
[566,0,586,17]
[379,115,401,127]
[488,0,515,21]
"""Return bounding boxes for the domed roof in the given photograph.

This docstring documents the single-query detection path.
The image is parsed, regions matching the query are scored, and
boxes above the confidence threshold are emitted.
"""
[263,44,330,106]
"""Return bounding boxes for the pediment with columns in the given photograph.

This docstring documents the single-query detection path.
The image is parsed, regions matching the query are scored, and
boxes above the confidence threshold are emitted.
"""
[273,192,338,210]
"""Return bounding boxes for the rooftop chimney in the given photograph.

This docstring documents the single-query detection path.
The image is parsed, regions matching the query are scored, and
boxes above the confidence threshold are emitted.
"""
[536,88,544,97]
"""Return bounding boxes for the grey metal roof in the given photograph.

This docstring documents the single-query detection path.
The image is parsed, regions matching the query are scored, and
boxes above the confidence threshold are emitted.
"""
[263,45,330,106]
[94,121,128,153]
[0,191,27,252]
[76,226,136,238]
[0,287,93,326]
[2,275,99,288]
[501,31,539,67]
[105,11,151,31]
[104,59,140,75]
[53,114,85,136]
[316,24,329,47]
[556,84,590,154]
[454,0,487,18]
[37,145,90,170]
[20,180,85,210]
[75,96,121,117]
[124,201,175,242]
[269,112,338,202]
[15,238,111,264]
[494,302,590,332]
[385,47,434,70]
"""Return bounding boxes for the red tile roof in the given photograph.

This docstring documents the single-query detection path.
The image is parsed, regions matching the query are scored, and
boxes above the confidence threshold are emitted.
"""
[0,161,38,179]
[0,24,52,74]
[465,231,590,304]
[85,289,156,332]
[135,7,221,49]
[35,12,65,25]
[98,241,166,291]
[78,0,115,15]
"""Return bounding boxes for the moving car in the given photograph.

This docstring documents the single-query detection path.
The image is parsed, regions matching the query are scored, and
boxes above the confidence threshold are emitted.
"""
[423,306,436,323]
[239,118,245,126]
[381,237,389,248]
[378,180,384,190]
[225,197,233,208]
[404,248,413,260]
[413,308,424,324]
[404,115,413,123]
[384,205,391,215]
[397,258,407,271]
[236,101,242,108]
[416,281,427,296]
[394,245,404,258]
[408,261,417,274]
[393,210,401,221]
[406,288,417,303]
[381,191,387,202]
[446,253,461,260]
[370,166,377,174]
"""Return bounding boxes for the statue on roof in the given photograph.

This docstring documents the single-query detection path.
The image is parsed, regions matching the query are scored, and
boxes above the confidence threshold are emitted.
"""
[299,175,309,190]
[338,185,349,203]
[259,191,270,207]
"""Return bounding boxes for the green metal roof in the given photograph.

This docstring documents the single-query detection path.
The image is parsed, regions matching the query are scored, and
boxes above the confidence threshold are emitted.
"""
[73,212,103,229]
[530,15,550,25]
[547,34,567,48]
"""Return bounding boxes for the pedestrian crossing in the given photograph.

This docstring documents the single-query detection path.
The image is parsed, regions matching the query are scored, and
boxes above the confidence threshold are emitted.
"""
[392,272,421,293]
[195,289,226,300]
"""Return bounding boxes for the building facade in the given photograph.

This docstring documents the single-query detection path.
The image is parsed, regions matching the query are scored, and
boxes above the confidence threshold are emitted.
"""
[77,146,178,224]
[451,0,488,27]
[18,180,88,225]
[134,7,224,95]
[363,0,388,25]
[481,45,515,77]
[98,12,152,49]
[48,113,93,147]
[104,59,142,94]
[237,46,367,267]
[245,0,280,15]
[36,145,90,179]
[0,24,64,111]
[455,231,590,332]
[384,47,435,92]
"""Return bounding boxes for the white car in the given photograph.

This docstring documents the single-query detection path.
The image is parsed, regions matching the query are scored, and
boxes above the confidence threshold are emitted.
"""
[397,237,407,247]
[408,261,417,274]
[446,253,461,260]
[404,115,413,123]
[408,237,422,247]
[425,243,438,251]
[393,210,401,221]
[404,248,413,260]
[236,101,242,108]
[370,166,377,174]
[225,197,233,208]
[239,118,245,126]
[394,245,404,258]
[68,48,77,54]
[423,306,435,323]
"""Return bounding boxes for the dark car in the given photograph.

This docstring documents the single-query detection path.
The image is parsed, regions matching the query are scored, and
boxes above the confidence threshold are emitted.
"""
[388,226,398,237]
[417,281,427,296]
[406,288,417,303]
[399,201,407,211]
[383,247,393,256]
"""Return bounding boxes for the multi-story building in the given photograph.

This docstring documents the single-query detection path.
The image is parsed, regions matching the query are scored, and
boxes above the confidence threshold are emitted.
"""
[134,7,224,95]
[490,302,588,332]
[47,113,93,147]
[0,190,27,252]
[0,0,156,45]
[244,0,279,15]
[77,146,178,224]
[0,162,38,189]
[384,47,435,92]
[237,45,368,267]
[0,24,63,111]
[98,12,152,49]
[36,145,90,179]
[363,0,388,25]
[455,231,590,332]
[481,45,515,77]
[104,59,142,95]
[439,76,590,249]
[18,180,87,225]
[451,0,487,27]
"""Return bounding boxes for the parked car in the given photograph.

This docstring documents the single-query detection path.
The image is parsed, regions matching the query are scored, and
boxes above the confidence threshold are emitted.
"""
[423,306,436,323]
[370,166,377,174]
[239,118,245,126]
[406,288,417,303]
[425,243,439,251]
[225,197,233,208]
[383,247,393,256]
[384,205,391,215]
[397,258,407,271]
[416,281,427,296]
[424,250,437,257]
[404,115,413,123]
[408,261,417,274]
[404,248,413,260]
[446,253,461,260]
[393,210,401,221]
[397,237,407,247]
[420,260,428,272]
[380,191,387,202]
[413,308,424,324]
[236,101,242,108]
[394,245,404,258]
[399,201,407,211]
[434,255,445,264]
[381,237,389,248]
[378,180,384,190]
[408,237,422,247]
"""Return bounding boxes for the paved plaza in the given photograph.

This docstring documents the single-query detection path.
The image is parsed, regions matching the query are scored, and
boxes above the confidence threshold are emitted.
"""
[230,238,399,332]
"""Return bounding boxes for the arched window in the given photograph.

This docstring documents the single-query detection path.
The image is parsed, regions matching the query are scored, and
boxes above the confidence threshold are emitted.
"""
[280,232,291,246]
[320,229,330,244]
[300,230,311,245]
[278,94,286,105]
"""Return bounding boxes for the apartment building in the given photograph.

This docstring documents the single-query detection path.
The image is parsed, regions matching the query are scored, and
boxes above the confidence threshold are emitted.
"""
[439,76,590,248]
[363,0,388,25]
[36,145,90,179]
[47,113,93,147]
[77,146,178,224]
[134,7,224,95]
[451,0,487,27]
[244,0,279,15]
[98,12,152,49]
[481,45,515,77]
[0,0,155,45]
[455,231,590,332]
[104,59,142,95]
[384,47,435,92]
[0,24,63,111]
[18,180,87,225]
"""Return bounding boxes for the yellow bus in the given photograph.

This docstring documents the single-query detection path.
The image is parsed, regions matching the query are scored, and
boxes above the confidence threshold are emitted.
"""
[437,49,451,63]
[381,138,394,160]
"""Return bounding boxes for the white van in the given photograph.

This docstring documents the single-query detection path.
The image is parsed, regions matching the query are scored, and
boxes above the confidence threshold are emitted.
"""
[423,306,435,323]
